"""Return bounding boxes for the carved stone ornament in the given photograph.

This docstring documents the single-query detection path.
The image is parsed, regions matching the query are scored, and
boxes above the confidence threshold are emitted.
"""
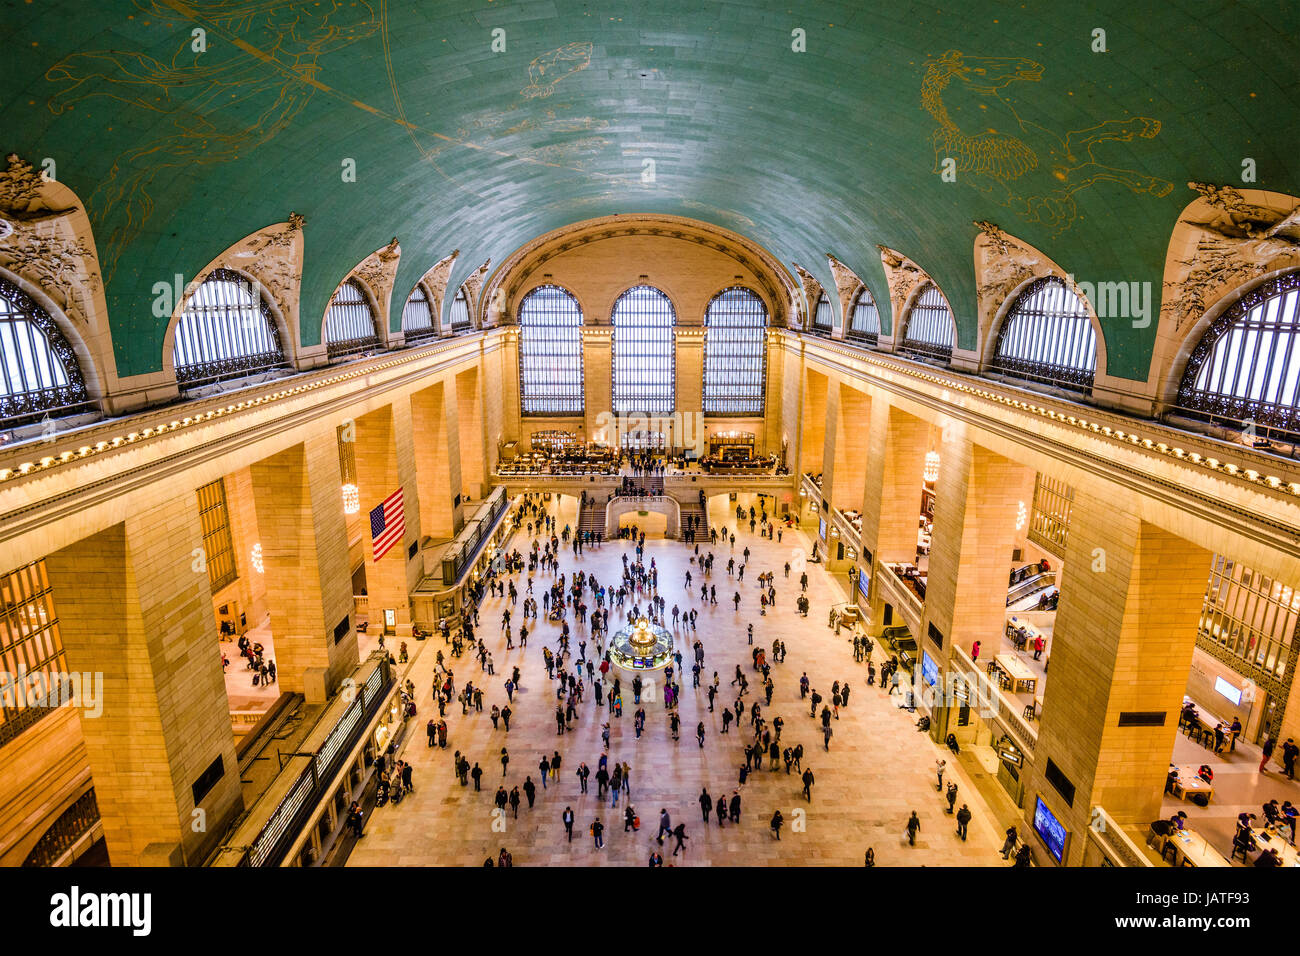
[1166,182,1300,332]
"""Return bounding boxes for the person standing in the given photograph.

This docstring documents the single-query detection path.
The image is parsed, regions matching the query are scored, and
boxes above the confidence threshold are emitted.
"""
[563,806,575,842]
[935,758,946,792]
[697,721,706,748]
[956,803,972,841]
[699,787,713,822]
[906,811,921,846]
[1260,735,1276,773]
[1000,825,1018,859]
[592,817,605,849]
[1284,738,1299,779]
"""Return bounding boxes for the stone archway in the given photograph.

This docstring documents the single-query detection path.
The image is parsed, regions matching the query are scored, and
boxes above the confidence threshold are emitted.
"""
[604,496,681,538]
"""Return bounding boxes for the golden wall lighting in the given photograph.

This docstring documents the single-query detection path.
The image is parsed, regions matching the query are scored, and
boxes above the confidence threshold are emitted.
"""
[924,451,940,483]
[251,543,264,573]
[1016,500,1027,531]
[342,483,361,515]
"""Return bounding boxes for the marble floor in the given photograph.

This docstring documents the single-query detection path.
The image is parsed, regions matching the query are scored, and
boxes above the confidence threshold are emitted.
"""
[347,492,1008,866]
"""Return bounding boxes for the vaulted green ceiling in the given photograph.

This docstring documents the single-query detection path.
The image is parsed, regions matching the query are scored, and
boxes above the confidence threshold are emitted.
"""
[3,0,1297,380]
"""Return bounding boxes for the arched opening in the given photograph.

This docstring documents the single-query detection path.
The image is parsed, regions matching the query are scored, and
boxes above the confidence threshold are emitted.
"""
[0,277,93,431]
[172,268,290,391]
[811,291,834,334]
[401,282,439,343]
[518,284,584,415]
[611,285,676,416]
[449,286,472,332]
[898,283,955,365]
[989,276,1097,394]
[1174,270,1300,444]
[846,286,881,346]
[324,278,382,360]
[703,286,767,416]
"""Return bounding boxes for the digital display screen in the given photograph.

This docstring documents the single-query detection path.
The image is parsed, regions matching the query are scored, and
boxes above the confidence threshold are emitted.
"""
[857,567,870,603]
[1214,677,1242,706]
[1033,796,1068,864]
[818,517,827,541]
[921,650,938,687]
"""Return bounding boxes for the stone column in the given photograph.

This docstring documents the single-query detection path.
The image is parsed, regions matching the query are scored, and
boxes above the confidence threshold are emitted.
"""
[249,432,358,698]
[584,328,613,443]
[354,401,421,636]
[675,328,703,454]
[411,380,464,538]
[44,493,242,866]
[1026,489,1211,865]
[456,367,487,500]
[923,434,1036,666]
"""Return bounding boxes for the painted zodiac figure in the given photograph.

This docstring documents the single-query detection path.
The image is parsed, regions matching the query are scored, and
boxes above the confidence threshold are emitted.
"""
[44,0,377,281]
[520,42,593,99]
[922,50,1172,231]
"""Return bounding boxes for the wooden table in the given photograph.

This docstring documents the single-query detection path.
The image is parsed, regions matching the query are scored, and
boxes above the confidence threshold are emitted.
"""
[994,653,1038,694]
[1168,828,1230,867]
[1169,765,1214,803]
[1251,827,1300,866]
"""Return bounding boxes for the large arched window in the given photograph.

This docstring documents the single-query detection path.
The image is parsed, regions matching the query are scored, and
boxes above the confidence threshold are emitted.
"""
[173,269,287,389]
[0,278,91,429]
[990,277,1096,392]
[324,279,381,359]
[703,287,767,415]
[611,285,675,415]
[898,283,954,364]
[847,287,881,346]
[811,293,834,334]
[449,286,472,331]
[1177,271,1300,438]
[402,283,438,343]
[518,285,584,415]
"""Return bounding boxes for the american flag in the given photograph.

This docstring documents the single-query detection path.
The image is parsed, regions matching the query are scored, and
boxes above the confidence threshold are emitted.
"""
[370,488,405,561]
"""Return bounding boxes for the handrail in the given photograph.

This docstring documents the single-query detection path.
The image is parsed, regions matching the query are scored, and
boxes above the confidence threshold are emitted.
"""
[949,644,1038,755]
[1087,807,1155,867]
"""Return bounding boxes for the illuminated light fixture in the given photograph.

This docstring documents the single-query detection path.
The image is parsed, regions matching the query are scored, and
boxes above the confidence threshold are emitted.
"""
[1206,458,1220,469]
[1245,469,1259,481]
[1224,463,1238,474]
[251,543,264,573]
[342,483,361,514]
[924,451,940,483]
[1016,500,1027,531]
[1266,475,1282,488]
[1173,448,1185,457]
[40,456,54,467]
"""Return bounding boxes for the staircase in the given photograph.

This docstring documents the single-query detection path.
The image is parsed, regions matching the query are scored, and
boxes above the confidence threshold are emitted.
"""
[578,497,605,537]
[677,498,708,542]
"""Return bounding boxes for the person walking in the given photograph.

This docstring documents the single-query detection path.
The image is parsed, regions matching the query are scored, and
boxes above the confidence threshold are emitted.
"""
[523,776,537,809]
[699,788,713,822]
[656,808,672,845]
[906,811,921,846]
[592,817,605,849]
[956,803,972,841]
[671,822,689,856]
[771,809,784,840]
[802,766,815,801]
[563,806,575,842]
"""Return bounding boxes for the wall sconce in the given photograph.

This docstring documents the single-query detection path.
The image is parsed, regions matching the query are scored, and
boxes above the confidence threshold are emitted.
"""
[924,451,940,483]
[1016,500,1027,531]
[251,543,265,573]
[342,483,360,514]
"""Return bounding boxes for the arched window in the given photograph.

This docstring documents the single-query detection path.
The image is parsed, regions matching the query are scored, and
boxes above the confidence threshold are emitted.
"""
[898,283,954,364]
[991,277,1096,392]
[703,287,767,415]
[518,285,584,415]
[402,283,438,343]
[324,279,381,359]
[847,287,881,346]
[173,269,287,389]
[0,278,91,429]
[1177,272,1300,439]
[611,285,675,415]
[812,293,834,333]
[449,286,472,331]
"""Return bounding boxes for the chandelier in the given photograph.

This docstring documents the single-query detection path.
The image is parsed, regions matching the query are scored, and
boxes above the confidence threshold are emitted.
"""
[1016,500,1027,531]
[342,482,360,515]
[924,451,940,483]
[251,542,264,573]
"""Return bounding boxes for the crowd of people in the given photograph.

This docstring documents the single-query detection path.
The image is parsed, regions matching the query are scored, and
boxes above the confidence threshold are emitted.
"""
[349,474,1015,866]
